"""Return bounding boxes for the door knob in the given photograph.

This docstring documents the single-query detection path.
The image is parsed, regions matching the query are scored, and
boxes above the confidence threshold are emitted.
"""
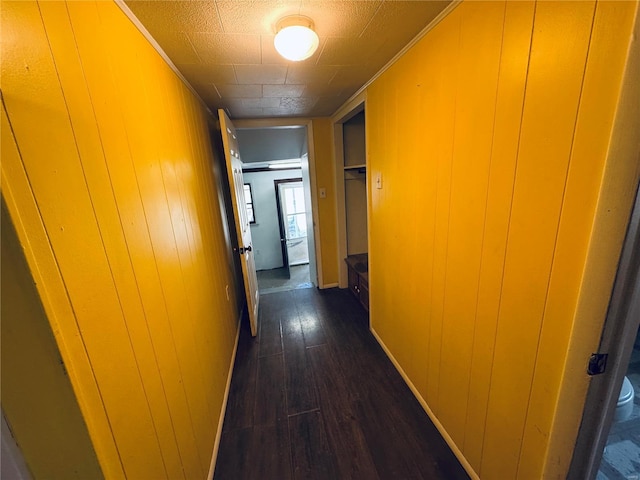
[236,245,252,254]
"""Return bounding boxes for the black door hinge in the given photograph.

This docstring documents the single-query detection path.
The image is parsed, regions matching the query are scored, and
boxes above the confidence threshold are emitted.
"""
[587,353,608,376]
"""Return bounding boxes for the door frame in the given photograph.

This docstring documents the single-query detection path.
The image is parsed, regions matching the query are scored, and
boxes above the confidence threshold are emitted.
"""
[233,118,322,288]
[568,184,640,479]
[331,93,367,289]
[567,8,640,475]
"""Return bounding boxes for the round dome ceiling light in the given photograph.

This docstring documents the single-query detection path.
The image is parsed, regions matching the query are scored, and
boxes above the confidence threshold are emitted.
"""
[274,15,319,62]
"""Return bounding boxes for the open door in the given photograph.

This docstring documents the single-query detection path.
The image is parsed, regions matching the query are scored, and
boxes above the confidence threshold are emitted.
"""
[219,109,259,337]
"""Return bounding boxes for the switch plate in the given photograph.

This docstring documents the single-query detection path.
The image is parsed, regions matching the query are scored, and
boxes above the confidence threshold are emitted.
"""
[319,187,326,198]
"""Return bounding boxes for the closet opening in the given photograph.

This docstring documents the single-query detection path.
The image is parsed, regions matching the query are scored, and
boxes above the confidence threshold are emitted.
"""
[334,101,369,314]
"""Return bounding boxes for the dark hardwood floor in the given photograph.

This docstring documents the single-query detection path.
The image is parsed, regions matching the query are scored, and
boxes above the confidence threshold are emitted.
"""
[214,287,469,480]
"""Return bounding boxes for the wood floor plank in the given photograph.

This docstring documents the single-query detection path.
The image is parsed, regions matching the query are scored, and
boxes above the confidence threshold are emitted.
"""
[320,292,468,478]
[280,291,319,414]
[216,287,469,480]
[307,344,379,479]
[289,410,339,480]
[253,353,286,427]
[352,394,425,480]
[247,422,293,480]
[293,288,328,347]
[283,344,318,415]
[258,292,283,358]
[214,427,253,480]
[222,320,258,432]
[280,298,303,349]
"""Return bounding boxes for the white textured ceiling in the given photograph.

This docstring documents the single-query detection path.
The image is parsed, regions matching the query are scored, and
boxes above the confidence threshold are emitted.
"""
[124,0,451,119]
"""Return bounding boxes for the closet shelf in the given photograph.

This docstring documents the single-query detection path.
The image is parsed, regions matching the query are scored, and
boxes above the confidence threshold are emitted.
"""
[344,164,366,171]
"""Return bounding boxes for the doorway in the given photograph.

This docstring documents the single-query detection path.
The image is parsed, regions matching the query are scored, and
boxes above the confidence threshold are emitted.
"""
[598,323,640,479]
[235,122,319,294]
[569,184,640,479]
[333,98,370,316]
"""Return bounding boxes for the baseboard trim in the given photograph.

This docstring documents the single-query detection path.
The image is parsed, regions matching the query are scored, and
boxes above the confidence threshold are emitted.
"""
[207,309,243,480]
[369,327,480,480]
[320,282,339,289]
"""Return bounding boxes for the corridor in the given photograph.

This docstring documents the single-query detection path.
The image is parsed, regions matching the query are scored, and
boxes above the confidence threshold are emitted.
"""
[214,288,469,479]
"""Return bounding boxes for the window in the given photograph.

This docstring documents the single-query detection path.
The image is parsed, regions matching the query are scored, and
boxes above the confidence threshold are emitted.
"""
[282,184,307,239]
[243,183,255,224]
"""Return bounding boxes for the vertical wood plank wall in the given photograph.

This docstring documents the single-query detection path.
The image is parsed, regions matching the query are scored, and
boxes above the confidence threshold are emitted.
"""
[311,118,340,285]
[1,201,103,479]
[1,1,240,478]
[366,1,638,478]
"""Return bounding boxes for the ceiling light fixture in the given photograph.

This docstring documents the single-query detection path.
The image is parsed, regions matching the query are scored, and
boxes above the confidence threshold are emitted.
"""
[274,15,319,62]
[269,161,302,169]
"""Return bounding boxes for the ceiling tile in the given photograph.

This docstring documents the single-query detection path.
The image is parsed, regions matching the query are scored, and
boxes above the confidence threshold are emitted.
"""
[235,65,288,85]
[192,83,222,104]
[317,36,381,66]
[362,1,451,49]
[216,84,262,98]
[302,83,342,98]
[330,65,378,91]
[229,105,265,118]
[240,97,282,109]
[216,1,302,34]
[176,63,237,86]
[285,65,338,85]
[190,33,261,64]
[300,0,382,38]
[262,106,307,116]
[126,0,452,118]
[145,30,201,64]
[263,84,306,97]
[125,1,223,33]
[280,96,318,110]
[313,95,350,116]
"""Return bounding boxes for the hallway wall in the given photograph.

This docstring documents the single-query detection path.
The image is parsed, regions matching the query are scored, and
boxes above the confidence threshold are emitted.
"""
[311,118,340,285]
[1,1,241,478]
[1,201,103,479]
[366,1,639,479]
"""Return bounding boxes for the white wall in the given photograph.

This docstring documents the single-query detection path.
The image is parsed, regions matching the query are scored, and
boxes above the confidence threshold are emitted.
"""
[244,169,302,270]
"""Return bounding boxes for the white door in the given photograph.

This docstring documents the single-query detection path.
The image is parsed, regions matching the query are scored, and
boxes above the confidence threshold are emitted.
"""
[219,110,259,336]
